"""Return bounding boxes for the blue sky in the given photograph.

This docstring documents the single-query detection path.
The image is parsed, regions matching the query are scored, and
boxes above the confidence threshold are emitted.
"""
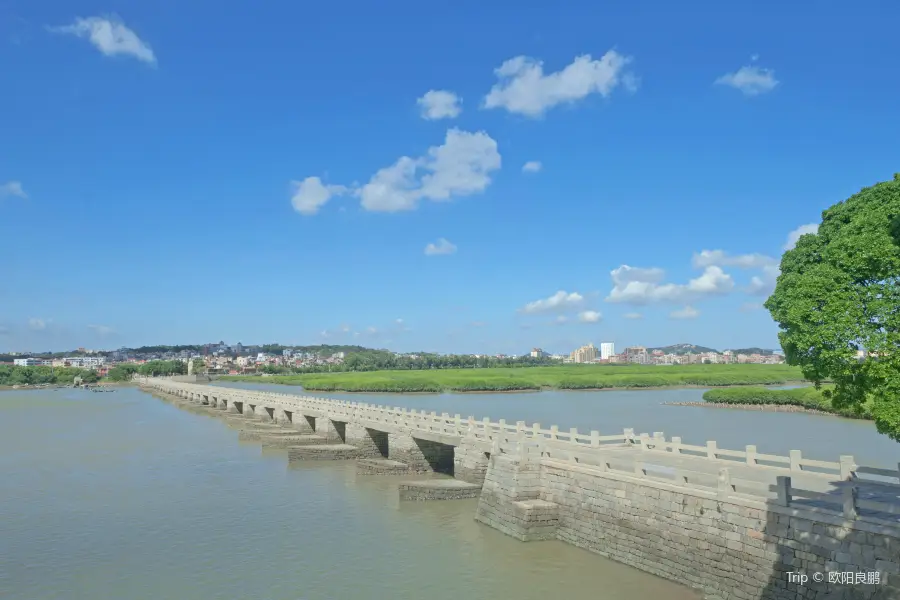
[2,1,899,355]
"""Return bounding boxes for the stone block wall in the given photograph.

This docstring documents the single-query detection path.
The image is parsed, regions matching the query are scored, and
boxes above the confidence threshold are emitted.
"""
[475,453,556,541]
[345,424,388,459]
[453,438,491,485]
[478,455,900,600]
[388,433,454,473]
[288,412,315,434]
[316,418,344,443]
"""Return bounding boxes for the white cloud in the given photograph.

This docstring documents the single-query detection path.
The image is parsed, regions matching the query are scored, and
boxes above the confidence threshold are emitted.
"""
[746,265,780,296]
[483,51,635,117]
[605,265,734,305]
[623,312,643,320]
[784,223,819,251]
[692,250,778,270]
[28,317,47,331]
[290,177,348,216]
[578,310,602,323]
[670,306,700,320]
[522,161,542,173]
[88,324,114,335]
[715,65,778,96]
[0,181,27,199]
[49,16,156,65]
[417,90,462,120]
[520,290,585,314]
[424,237,457,256]
[357,128,501,212]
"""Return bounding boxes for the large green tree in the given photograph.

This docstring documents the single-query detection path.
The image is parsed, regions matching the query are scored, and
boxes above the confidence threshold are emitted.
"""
[765,174,900,439]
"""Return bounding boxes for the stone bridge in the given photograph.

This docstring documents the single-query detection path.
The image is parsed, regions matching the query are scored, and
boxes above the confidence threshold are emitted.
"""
[140,377,900,600]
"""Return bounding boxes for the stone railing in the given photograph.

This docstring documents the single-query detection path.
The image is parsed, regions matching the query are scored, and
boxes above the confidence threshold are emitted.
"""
[140,377,900,514]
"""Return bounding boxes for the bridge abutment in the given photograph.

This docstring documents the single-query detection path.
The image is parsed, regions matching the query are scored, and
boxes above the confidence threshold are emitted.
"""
[475,449,559,542]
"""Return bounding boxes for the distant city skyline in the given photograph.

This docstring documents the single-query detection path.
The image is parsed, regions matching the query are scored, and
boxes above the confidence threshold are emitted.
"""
[3,2,897,355]
[1,338,781,358]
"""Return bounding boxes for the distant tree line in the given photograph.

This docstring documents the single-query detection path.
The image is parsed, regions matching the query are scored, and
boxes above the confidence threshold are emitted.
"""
[255,350,559,374]
[106,360,187,381]
[0,365,100,386]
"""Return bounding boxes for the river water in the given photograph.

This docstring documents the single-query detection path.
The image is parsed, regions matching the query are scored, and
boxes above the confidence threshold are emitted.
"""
[2,386,701,600]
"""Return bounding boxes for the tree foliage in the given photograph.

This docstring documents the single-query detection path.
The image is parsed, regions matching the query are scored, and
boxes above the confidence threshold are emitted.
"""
[765,174,900,440]
[0,366,99,386]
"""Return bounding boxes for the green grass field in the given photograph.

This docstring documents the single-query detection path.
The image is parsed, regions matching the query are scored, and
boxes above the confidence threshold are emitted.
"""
[222,364,805,393]
[702,386,872,420]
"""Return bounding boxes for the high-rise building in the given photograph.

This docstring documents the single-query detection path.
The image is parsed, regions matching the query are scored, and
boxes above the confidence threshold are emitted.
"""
[600,342,615,360]
[570,343,598,363]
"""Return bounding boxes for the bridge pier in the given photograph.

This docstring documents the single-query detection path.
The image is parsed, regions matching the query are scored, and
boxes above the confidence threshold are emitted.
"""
[388,433,453,474]
[316,418,345,442]
[345,423,388,459]
[274,408,291,426]
[453,438,491,485]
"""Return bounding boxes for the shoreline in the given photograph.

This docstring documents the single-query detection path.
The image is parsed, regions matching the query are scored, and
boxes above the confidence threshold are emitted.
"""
[663,401,870,420]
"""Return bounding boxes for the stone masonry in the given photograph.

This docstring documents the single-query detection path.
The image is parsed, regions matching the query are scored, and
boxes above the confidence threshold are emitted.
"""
[388,432,454,474]
[476,448,900,600]
[345,423,388,459]
[453,437,491,485]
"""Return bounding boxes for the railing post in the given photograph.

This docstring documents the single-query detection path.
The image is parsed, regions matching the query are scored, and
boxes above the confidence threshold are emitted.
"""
[775,476,792,507]
[717,468,731,497]
[639,433,650,450]
[706,440,717,460]
[516,421,525,444]
[623,428,635,444]
[570,427,579,444]
[790,450,802,471]
[590,430,599,447]
[550,425,559,440]
[482,417,491,439]
[842,484,858,519]
[532,423,541,440]
[652,432,664,449]
[746,445,758,467]
[671,436,682,454]
[839,455,856,480]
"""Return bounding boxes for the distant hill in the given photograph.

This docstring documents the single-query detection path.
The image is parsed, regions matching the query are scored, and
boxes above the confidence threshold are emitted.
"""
[725,347,777,356]
[647,343,719,355]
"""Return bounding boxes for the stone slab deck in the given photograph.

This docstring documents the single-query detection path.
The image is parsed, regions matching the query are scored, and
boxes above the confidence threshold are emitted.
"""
[287,444,359,462]
[399,479,482,501]
[356,459,411,475]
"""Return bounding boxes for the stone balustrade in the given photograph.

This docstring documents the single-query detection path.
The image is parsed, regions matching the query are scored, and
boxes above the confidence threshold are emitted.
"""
[139,376,900,599]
